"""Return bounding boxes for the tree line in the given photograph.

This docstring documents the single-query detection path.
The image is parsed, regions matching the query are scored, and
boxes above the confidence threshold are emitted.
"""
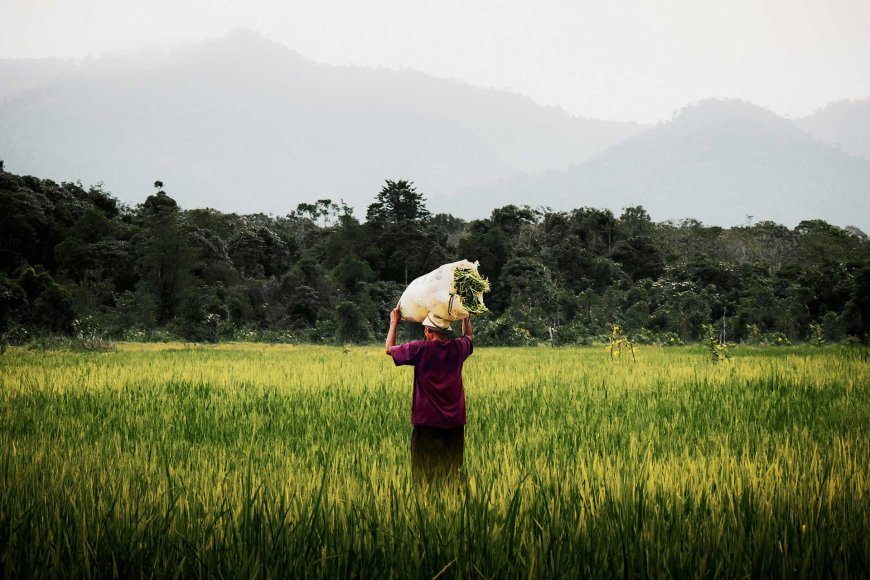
[1,165,868,347]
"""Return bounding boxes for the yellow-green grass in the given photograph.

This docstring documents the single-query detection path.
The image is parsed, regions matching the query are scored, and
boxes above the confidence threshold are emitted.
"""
[1,344,868,577]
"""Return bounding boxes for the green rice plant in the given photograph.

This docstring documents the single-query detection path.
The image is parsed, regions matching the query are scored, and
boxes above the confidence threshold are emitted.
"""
[0,343,868,577]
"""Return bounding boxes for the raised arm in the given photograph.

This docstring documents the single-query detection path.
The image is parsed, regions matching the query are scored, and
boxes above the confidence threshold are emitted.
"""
[462,316,473,341]
[385,304,401,354]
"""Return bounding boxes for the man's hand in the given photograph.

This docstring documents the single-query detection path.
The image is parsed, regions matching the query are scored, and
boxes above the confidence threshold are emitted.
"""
[386,302,401,354]
[390,304,402,325]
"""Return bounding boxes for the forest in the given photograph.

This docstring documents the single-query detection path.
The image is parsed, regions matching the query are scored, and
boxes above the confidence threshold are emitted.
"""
[1,164,868,346]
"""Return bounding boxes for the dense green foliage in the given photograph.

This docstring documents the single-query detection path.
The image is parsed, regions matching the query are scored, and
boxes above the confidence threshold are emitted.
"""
[452,267,490,315]
[1,167,868,345]
[1,344,868,576]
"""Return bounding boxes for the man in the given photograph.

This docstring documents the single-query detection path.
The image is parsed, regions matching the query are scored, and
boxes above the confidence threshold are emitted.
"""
[385,306,473,484]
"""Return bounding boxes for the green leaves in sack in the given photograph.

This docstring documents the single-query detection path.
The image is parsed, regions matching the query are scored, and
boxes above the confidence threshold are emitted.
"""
[453,267,490,315]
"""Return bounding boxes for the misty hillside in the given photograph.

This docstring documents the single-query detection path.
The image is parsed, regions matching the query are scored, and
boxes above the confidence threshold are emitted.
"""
[0,52,183,104]
[446,100,870,229]
[797,98,870,161]
[0,58,77,103]
[0,29,643,214]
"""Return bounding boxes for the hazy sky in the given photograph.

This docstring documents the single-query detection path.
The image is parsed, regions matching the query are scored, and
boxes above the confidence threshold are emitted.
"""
[1,0,868,123]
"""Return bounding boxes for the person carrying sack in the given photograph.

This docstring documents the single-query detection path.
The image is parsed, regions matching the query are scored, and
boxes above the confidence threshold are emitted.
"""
[385,305,473,485]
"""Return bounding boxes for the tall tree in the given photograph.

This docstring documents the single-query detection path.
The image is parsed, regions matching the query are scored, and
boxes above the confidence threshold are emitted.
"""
[366,180,431,225]
[135,183,192,323]
[365,180,443,284]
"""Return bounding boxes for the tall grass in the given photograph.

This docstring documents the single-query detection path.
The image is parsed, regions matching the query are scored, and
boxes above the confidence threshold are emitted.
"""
[1,343,868,577]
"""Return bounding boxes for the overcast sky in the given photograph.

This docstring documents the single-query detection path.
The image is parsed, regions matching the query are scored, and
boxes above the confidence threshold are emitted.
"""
[1,0,868,123]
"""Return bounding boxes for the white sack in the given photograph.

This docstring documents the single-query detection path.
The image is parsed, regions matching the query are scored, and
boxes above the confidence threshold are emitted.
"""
[399,260,484,323]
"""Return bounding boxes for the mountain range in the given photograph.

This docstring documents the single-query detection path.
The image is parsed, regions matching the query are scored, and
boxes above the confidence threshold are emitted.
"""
[445,99,870,228]
[796,99,870,162]
[0,30,641,215]
[1,29,868,229]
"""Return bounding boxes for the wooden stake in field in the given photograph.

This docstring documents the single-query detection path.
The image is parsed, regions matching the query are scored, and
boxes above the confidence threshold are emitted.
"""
[609,324,636,362]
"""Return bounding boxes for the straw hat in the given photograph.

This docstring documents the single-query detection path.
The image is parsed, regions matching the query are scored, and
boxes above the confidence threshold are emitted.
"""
[422,313,451,333]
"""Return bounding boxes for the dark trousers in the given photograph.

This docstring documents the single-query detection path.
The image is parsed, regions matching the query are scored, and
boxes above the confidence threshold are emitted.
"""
[411,425,465,484]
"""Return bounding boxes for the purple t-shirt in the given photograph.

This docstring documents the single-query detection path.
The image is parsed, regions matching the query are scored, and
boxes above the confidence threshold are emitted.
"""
[389,336,473,428]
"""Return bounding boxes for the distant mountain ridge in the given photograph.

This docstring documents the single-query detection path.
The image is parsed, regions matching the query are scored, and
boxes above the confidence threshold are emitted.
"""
[0,29,644,215]
[2,32,867,228]
[0,58,77,103]
[441,99,870,229]
[797,98,870,161]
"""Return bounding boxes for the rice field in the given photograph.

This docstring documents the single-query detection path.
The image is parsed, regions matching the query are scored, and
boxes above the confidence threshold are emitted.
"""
[0,343,868,577]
